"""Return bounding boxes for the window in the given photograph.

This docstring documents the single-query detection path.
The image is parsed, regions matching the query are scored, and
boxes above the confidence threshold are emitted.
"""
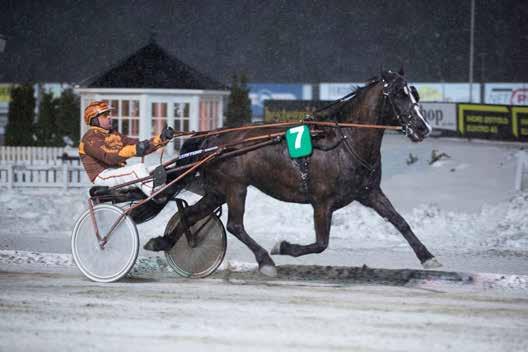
[101,99,140,138]
[174,102,190,150]
[151,102,168,136]
[174,102,190,132]
[121,100,140,137]
[199,98,220,131]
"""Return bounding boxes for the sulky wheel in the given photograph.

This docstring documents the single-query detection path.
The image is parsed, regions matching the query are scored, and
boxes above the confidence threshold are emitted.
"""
[164,211,227,278]
[71,204,139,283]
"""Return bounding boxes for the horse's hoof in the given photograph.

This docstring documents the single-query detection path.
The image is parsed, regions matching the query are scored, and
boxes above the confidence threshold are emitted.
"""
[270,241,282,255]
[422,257,442,269]
[143,237,172,252]
[259,265,278,278]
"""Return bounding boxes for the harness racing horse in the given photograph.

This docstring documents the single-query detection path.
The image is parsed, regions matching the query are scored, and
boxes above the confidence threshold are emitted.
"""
[144,69,442,277]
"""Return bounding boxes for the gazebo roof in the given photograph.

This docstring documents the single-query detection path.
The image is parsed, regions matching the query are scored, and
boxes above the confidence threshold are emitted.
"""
[85,40,226,90]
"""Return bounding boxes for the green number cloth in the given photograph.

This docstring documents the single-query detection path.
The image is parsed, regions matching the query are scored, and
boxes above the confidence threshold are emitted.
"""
[286,125,313,158]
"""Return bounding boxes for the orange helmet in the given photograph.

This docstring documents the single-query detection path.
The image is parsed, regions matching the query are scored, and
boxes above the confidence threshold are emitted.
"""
[83,101,114,125]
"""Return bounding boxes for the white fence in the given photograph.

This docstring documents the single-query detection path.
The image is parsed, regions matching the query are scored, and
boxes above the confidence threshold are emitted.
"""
[0,163,90,189]
[0,146,89,189]
[0,146,77,165]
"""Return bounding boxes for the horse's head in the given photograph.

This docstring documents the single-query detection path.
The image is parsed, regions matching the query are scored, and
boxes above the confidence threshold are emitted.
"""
[380,69,432,142]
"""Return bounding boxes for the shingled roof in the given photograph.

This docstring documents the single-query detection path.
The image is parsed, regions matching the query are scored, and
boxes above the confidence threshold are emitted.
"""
[86,40,226,90]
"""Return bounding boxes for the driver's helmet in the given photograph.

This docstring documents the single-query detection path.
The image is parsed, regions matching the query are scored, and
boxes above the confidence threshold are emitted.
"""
[84,101,114,125]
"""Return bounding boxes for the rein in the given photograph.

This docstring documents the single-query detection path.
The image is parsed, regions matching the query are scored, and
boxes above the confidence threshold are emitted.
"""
[159,119,399,174]
[168,119,401,141]
[161,129,325,170]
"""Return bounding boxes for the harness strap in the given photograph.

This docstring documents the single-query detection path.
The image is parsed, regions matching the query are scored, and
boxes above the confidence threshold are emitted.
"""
[335,124,377,175]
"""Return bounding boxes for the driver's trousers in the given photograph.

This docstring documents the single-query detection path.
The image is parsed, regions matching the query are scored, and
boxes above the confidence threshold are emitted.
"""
[93,163,154,196]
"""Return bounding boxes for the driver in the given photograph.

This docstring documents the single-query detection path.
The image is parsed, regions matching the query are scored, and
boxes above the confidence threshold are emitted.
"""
[79,100,174,200]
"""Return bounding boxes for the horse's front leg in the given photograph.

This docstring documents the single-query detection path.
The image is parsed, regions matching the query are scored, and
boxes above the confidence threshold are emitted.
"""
[360,188,442,269]
[225,183,277,277]
[271,203,332,257]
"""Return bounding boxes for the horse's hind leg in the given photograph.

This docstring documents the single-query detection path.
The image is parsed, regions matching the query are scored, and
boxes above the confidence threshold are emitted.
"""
[360,188,442,269]
[225,184,277,277]
[271,203,332,257]
[143,192,224,251]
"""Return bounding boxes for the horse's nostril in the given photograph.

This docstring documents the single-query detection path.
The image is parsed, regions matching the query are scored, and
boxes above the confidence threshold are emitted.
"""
[414,120,431,135]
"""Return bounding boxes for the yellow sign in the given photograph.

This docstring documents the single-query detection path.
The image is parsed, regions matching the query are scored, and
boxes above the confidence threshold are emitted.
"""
[512,106,528,138]
[457,104,510,135]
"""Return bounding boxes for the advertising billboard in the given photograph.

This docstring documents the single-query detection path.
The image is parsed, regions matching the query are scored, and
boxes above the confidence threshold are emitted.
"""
[249,84,312,118]
[485,83,528,105]
[512,106,528,141]
[412,83,481,102]
[420,103,457,132]
[457,104,513,140]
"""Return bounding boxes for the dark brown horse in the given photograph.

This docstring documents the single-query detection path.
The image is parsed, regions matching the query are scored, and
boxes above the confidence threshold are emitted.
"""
[144,69,441,277]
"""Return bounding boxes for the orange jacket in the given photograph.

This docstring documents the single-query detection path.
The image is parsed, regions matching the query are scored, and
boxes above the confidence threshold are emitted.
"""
[79,126,164,182]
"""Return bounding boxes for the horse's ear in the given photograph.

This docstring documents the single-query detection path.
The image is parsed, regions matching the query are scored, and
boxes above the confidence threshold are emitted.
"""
[398,65,405,76]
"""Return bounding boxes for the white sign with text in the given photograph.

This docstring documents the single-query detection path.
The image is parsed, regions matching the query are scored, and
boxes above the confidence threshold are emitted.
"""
[420,102,457,131]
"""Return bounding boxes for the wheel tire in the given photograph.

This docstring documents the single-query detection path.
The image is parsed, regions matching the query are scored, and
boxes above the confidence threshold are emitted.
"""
[71,204,139,283]
[164,212,227,278]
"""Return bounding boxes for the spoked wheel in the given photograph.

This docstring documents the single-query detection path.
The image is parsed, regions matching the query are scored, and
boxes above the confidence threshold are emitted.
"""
[71,204,139,283]
[164,211,227,278]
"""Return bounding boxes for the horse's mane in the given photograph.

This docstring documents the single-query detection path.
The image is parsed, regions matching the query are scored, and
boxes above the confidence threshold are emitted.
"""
[313,77,381,122]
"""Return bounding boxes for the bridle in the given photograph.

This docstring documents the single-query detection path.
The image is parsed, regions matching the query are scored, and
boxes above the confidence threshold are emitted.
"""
[382,77,418,137]
[313,76,421,175]
[381,75,431,138]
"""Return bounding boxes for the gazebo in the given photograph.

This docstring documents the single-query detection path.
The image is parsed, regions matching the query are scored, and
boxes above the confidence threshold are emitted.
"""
[75,40,229,153]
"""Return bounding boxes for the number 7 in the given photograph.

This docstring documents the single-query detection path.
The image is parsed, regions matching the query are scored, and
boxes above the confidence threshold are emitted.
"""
[290,126,304,149]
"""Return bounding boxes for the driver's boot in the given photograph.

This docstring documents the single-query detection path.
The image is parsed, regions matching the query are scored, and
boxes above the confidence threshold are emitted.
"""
[143,235,175,251]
